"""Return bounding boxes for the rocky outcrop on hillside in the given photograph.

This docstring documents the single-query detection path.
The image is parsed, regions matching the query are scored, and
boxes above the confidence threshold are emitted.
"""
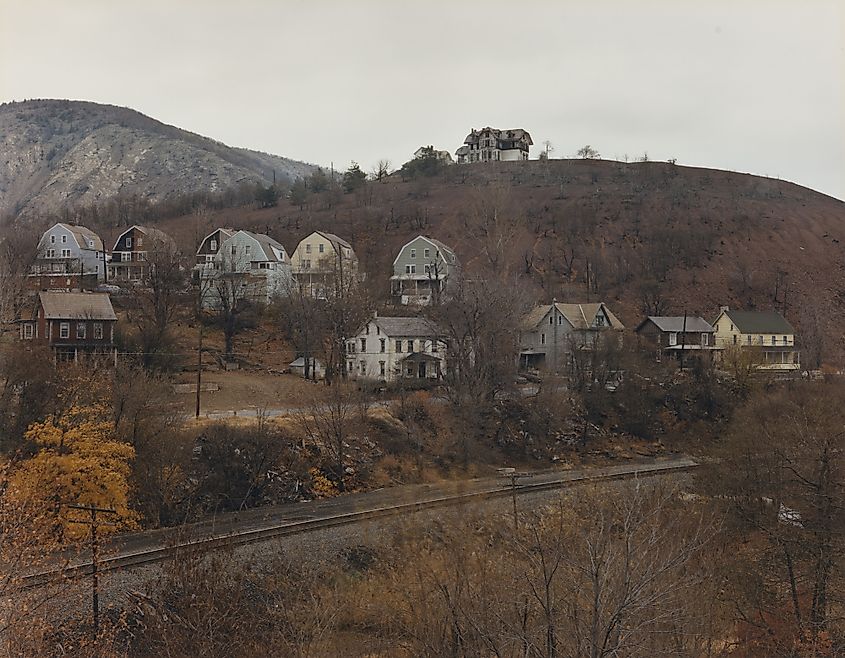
[0,99,316,219]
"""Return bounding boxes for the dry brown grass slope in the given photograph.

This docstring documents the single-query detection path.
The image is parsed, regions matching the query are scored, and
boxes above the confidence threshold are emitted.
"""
[100,158,845,366]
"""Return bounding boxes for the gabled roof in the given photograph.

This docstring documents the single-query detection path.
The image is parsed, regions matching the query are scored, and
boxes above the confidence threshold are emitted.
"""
[717,309,795,334]
[392,235,458,267]
[38,292,116,321]
[521,302,624,332]
[463,127,533,147]
[313,231,353,251]
[371,316,442,338]
[197,228,235,254]
[51,223,104,251]
[113,225,177,251]
[233,230,287,262]
[636,316,715,333]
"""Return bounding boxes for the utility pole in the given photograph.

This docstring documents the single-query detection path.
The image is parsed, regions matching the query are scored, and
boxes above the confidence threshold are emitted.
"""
[680,310,687,371]
[66,504,118,637]
[196,319,203,418]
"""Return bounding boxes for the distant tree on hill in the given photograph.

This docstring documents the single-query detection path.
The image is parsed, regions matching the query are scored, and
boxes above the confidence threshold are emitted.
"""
[576,145,600,159]
[309,168,330,193]
[288,179,308,209]
[255,183,280,208]
[539,140,554,160]
[342,162,367,193]
[400,146,445,180]
[371,159,392,181]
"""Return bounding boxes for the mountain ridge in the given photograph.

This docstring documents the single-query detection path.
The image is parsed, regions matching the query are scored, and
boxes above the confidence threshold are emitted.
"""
[0,99,317,219]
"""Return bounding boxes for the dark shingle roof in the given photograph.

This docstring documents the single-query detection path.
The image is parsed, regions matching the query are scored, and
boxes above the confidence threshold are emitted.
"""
[38,292,116,321]
[373,316,441,338]
[638,316,715,333]
[721,310,795,334]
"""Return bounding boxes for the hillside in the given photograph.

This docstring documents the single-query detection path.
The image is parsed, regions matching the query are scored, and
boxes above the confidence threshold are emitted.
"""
[136,159,845,366]
[0,99,316,219]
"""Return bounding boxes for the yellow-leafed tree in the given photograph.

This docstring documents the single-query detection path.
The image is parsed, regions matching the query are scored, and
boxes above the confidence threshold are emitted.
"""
[11,403,138,539]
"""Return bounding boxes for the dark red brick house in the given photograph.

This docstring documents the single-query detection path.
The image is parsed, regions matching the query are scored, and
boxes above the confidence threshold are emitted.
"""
[19,292,117,363]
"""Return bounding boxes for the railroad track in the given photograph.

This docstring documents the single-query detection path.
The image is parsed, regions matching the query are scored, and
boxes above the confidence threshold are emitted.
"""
[21,457,697,589]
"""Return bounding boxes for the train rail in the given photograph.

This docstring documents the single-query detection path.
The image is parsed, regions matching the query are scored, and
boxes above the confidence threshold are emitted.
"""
[21,456,697,589]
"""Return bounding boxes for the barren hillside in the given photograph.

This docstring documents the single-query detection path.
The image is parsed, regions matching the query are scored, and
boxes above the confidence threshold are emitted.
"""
[0,99,316,219]
[138,159,845,365]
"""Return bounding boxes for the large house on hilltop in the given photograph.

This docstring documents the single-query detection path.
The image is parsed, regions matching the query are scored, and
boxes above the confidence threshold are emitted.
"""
[30,223,106,290]
[635,316,717,363]
[346,314,445,382]
[18,291,117,363]
[200,230,292,308]
[711,307,799,371]
[109,225,178,283]
[290,230,359,298]
[390,236,459,305]
[455,127,532,163]
[519,302,624,371]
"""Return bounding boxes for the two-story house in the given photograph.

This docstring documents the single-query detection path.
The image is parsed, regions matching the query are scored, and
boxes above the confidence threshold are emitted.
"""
[290,230,359,298]
[196,228,235,267]
[30,223,106,290]
[389,236,459,305]
[200,230,293,308]
[711,307,799,371]
[519,302,625,371]
[109,225,178,283]
[18,291,117,363]
[634,316,717,363]
[346,314,445,382]
[455,127,532,163]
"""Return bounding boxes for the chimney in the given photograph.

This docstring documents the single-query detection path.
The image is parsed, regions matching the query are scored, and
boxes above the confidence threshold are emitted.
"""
[720,305,729,312]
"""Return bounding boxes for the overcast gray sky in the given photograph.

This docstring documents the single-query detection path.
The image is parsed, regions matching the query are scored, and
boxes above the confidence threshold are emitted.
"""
[2,0,843,199]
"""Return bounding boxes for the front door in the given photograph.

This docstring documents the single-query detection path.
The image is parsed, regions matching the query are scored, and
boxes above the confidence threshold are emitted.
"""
[418,362,426,378]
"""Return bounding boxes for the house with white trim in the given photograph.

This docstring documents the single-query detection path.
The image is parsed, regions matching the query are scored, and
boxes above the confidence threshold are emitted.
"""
[346,313,445,382]
[200,230,292,308]
[455,127,532,163]
[389,236,459,305]
[109,225,178,283]
[30,223,106,290]
[290,230,358,298]
[711,306,799,371]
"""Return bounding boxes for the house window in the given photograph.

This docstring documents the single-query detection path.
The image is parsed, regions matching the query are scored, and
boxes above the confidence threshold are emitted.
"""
[76,322,86,339]
[305,244,312,253]
[319,243,325,253]
[668,332,678,346]
[746,335,751,345]
[360,360,366,373]
[408,340,414,353]
[347,341,355,354]
[210,239,217,251]
[379,361,386,377]
[405,264,416,274]
[396,340,402,352]
[231,245,237,255]
[259,262,271,269]
[424,248,431,259]
[244,245,251,256]
[424,264,431,274]
[380,338,386,353]
[410,249,416,259]
[431,340,438,353]
[733,335,737,345]
[50,235,56,244]
[549,316,553,325]
[23,323,34,339]
[541,333,546,345]
[360,338,366,352]
[558,316,563,325]
[59,322,70,339]
[701,333,708,346]
[61,249,71,258]
[126,237,132,248]
[46,249,55,258]
[771,336,776,346]
[61,235,67,243]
